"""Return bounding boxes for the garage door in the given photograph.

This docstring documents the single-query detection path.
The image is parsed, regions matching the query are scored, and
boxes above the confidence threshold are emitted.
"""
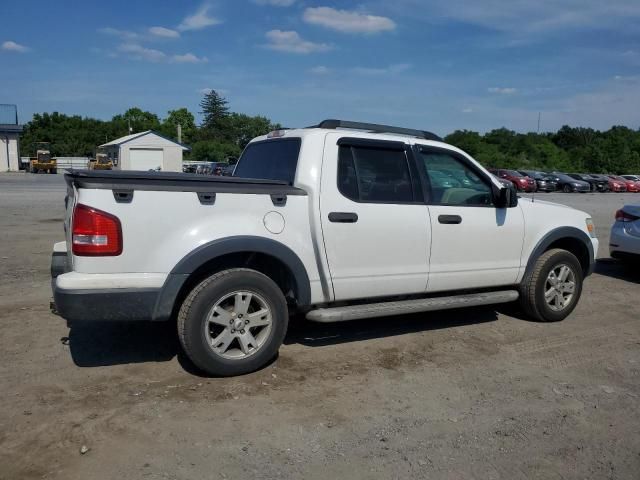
[129,148,164,171]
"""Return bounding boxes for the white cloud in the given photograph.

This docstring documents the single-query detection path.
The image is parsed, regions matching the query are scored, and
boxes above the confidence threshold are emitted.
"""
[119,43,167,62]
[303,7,396,34]
[384,0,640,35]
[149,26,180,38]
[98,27,138,39]
[118,43,207,64]
[309,65,331,74]
[351,63,411,75]
[2,40,30,53]
[178,4,221,31]
[172,53,208,63]
[488,87,517,94]
[254,0,295,5]
[462,107,474,113]
[264,30,331,54]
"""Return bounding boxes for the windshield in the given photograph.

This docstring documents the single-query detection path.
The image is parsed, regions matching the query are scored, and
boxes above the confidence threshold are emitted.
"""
[234,138,301,184]
[505,170,523,177]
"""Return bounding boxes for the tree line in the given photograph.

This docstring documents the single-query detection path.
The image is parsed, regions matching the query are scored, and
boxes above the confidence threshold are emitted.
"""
[19,90,640,173]
[444,126,640,174]
[19,90,280,163]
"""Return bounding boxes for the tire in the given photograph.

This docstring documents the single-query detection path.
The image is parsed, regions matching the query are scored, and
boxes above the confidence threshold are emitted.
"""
[177,268,288,376]
[562,184,572,193]
[519,248,583,322]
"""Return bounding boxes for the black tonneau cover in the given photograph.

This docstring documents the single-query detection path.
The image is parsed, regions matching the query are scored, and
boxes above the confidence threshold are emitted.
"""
[64,169,306,195]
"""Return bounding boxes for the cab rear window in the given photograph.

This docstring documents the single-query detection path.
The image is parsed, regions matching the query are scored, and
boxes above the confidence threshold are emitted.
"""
[234,138,301,184]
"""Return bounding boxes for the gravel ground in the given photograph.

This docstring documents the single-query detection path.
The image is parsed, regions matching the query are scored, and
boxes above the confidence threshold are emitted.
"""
[1,173,639,480]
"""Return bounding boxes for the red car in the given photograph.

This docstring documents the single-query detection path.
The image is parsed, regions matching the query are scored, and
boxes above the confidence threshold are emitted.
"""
[608,175,638,192]
[489,169,536,192]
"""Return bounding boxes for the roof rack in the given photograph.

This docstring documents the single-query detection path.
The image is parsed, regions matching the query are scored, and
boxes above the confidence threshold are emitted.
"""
[310,119,442,142]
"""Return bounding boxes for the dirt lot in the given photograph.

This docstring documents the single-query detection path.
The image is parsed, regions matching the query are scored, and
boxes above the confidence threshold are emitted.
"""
[1,173,639,480]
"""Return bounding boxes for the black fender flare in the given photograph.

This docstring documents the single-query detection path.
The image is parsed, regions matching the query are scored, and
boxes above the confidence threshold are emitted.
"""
[152,236,311,321]
[523,226,595,281]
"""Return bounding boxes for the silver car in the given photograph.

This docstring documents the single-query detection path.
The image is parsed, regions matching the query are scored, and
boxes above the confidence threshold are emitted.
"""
[610,205,640,260]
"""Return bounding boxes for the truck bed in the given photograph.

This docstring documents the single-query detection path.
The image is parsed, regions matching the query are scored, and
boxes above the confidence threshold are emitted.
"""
[63,169,307,195]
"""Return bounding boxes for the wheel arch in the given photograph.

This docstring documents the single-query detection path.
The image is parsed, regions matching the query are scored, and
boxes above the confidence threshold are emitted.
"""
[523,227,594,282]
[152,236,311,321]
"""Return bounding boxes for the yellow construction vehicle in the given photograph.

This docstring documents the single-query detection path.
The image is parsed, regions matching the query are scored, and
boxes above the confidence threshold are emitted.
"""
[29,142,57,174]
[87,150,113,170]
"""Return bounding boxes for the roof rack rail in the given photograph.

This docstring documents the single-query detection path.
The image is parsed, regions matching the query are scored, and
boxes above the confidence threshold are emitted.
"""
[310,119,442,142]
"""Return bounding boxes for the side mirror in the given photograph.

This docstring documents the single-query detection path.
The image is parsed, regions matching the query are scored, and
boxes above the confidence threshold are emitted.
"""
[494,184,518,208]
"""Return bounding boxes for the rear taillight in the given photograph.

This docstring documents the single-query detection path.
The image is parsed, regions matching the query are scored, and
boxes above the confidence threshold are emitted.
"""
[615,209,640,223]
[72,204,122,256]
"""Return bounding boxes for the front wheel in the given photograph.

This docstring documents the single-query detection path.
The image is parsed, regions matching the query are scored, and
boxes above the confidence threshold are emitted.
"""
[177,268,288,376]
[563,184,572,193]
[519,249,583,322]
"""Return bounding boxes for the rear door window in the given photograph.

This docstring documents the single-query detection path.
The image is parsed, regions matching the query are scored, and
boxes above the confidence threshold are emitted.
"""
[338,144,415,203]
[234,138,301,184]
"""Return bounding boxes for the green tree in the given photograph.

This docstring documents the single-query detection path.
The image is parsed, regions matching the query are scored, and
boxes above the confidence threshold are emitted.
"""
[190,141,241,163]
[159,108,196,144]
[111,107,160,135]
[199,90,229,134]
[220,113,281,149]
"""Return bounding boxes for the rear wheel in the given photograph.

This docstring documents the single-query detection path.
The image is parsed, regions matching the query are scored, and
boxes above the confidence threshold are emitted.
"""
[177,268,288,376]
[519,249,583,322]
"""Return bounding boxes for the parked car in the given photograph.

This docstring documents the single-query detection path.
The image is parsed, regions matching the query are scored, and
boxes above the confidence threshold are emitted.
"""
[567,173,600,192]
[621,175,640,182]
[584,174,611,192]
[549,173,591,193]
[221,164,235,176]
[610,205,640,261]
[518,170,558,192]
[491,174,513,189]
[51,119,598,376]
[608,175,639,193]
[488,169,536,192]
[589,174,624,192]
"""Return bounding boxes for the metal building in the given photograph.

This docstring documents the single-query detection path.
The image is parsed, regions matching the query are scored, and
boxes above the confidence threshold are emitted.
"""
[99,130,189,172]
[0,104,23,172]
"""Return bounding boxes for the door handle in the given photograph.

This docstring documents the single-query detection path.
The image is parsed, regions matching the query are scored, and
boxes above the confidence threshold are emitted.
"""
[329,212,358,223]
[438,214,462,224]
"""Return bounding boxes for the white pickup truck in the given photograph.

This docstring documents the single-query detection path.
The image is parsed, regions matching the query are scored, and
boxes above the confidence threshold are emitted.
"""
[51,120,598,376]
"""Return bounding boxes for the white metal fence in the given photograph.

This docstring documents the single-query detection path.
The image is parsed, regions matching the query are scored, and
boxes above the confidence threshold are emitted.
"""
[21,156,90,170]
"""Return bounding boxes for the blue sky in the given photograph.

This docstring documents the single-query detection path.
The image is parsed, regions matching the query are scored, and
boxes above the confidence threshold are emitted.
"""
[1,0,639,135]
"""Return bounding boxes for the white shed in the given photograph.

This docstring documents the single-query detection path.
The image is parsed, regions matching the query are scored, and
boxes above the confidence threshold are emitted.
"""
[0,124,22,171]
[0,104,23,171]
[100,130,189,172]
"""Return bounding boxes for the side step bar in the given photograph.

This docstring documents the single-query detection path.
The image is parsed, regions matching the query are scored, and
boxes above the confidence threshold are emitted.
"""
[306,290,519,323]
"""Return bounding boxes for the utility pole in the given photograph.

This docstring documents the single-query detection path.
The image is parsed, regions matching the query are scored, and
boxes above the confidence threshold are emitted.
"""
[537,112,541,134]
[177,124,182,144]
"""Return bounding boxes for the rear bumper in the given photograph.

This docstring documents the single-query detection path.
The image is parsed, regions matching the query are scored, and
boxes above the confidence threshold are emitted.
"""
[53,286,161,322]
[51,250,178,322]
